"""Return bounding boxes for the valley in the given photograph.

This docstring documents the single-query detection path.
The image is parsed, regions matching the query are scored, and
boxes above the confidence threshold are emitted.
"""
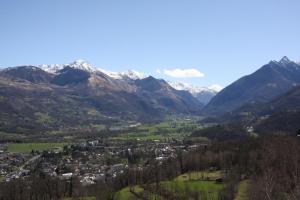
[2,1,300,199]
[1,57,300,199]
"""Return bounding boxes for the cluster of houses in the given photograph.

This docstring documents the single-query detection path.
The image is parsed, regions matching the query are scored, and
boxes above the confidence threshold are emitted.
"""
[0,145,31,182]
[0,138,206,185]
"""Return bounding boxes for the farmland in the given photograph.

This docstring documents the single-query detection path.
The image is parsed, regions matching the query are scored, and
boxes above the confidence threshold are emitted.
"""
[7,142,68,153]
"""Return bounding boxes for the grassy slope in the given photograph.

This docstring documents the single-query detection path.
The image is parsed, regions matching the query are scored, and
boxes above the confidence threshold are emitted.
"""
[234,180,251,200]
[115,171,223,200]
[114,186,143,200]
[162,180,223,199]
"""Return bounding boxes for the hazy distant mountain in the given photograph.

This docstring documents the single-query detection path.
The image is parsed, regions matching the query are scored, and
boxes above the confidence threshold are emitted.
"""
[168,81,221,104]
[0,61,203,134]
[203,56,300,115]
[135,77,204,114]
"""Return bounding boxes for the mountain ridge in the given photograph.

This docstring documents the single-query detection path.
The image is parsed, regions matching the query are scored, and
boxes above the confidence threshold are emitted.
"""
[0,62,204,134]
[203,56,300,115]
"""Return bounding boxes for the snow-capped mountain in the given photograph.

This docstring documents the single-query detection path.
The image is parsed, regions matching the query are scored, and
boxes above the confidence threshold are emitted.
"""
[39,60,147,81]
[38,60,218,105]
[168,81,222,104]
[204,56,300,115]
[40,59,98,74]
[100,69,147,81]
[207,84,223,92]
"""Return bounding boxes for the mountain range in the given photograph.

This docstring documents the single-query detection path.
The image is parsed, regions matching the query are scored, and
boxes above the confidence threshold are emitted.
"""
[1,56,300,135]
[0,60,204,134]
[41,60,219,104]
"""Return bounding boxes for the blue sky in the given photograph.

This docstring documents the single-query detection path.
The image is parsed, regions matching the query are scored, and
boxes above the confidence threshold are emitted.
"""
[0,0,300,87]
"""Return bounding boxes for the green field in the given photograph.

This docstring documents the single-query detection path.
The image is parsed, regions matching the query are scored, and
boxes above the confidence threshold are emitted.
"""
[161,180,224,199]
[115,171,223,200]
[115,186,161,200]
[112,132,189,141]
[7,143,68,153]
[176,170,223,181]
[115,186,142,200]
[171,171,224,199]
[112,120,209,141]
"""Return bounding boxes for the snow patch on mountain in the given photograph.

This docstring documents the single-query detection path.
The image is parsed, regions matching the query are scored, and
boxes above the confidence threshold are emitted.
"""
[40,60,147,81]
[100,69,147,80]
[40,59,97,74]
[168,81,222,104]
[168,81,220,94]
[208,84,223,92]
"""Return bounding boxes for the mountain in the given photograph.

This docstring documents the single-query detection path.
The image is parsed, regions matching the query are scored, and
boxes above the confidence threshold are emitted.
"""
[135,77,204,114]
[255,110,300,135]
[203,56,300,115]
[246,86,300,134]
[40,59,98,74]
[101,69,147,81]
[211,84,300,135]
[0,66,53,83]
[0,61,203,134]
[41,60,147,81]
[168,81,220,104]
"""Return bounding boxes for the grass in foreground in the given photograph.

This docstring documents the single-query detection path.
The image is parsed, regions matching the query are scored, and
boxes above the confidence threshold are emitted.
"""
[234,180,251,200]
[114,186,143,200]
[63,197,96,200]
[161,180,224,199]
[115,186,162,200]
[115,171,224,200]
[7,143,67,153]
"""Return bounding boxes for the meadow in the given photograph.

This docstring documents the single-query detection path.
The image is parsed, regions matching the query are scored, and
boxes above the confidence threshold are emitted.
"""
[115,170,224,200]
[112,120,209,141]
[7,142,68,153]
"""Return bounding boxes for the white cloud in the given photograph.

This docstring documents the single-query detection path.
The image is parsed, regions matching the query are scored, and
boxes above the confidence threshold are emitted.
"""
[156,69,161,74]
[163,68,205,78]
[208,84,223,92]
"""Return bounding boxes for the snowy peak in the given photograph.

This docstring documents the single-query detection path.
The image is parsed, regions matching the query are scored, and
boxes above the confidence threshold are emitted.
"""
[123,70,147,80]
[39,60,147,81]
[168,81,222,104]
[207,84,223,92]
[168,81,220,94]
[40,64,64,73]
[279,56,291,64]
[68,59,97,73]
[40,60,97,74]
[102,69,147,80]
